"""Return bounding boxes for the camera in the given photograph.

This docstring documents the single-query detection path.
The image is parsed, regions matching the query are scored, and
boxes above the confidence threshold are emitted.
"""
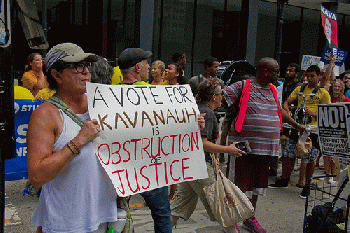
[235,140,252,153]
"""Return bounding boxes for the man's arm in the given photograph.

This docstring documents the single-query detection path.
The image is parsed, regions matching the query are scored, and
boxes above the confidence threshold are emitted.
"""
[320,52,336,87]
[283,96,296,115]
[281,108,306,133]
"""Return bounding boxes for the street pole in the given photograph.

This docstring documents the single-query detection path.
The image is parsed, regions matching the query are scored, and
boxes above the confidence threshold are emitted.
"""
[42,0,47,56]
[274,0,288,66]
[0,0,15,231]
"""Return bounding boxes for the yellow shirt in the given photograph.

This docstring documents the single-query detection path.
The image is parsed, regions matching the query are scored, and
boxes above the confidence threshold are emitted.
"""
[21,70,54,99]
[160,72,169,85]
[22,70,41,96]
[290,85,331,125]
[112,66,123,85]
[36,88,56,100]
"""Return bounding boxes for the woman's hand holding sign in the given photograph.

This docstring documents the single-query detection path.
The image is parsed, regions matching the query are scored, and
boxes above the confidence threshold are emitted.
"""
[74,119,101,150]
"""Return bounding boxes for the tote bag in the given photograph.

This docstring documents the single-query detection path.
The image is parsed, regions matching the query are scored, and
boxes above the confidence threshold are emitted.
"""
[203,155,254,227]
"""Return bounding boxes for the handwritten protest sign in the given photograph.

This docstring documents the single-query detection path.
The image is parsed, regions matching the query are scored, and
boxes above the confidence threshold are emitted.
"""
[318,103,350,158]
[86,83,208,197]
[301,55,324,71]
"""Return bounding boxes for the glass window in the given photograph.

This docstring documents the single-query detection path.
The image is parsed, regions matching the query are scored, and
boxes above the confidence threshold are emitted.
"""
[255,1,277,60]
[300,8,321,57]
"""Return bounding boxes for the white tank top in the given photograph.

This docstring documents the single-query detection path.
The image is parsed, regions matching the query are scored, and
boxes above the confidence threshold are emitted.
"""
[32,110,118,233]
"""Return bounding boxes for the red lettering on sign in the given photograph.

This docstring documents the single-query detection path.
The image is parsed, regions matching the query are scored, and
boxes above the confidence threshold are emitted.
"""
[141,138,150,159]
[164,161,169,185]
[182,157,193,180]
[131,138,141,160]
[182,134,190,152]
[122,140,131,162]
[160,136,169,156]
[170,160,180,181]
[97,144,110,165]
[126,168,140,193]
[149,162,162,186]
[111,142,121,164]
[140,165,150,189]
[111,169,125,195]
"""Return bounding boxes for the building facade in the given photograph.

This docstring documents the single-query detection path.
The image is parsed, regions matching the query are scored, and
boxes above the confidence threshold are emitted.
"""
[13,0,350,78]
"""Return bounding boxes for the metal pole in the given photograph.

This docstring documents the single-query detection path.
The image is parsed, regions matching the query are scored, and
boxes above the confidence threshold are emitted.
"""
[42,0,47,56]
[274,0,288,65]
[0,148,4,233]
[0,0,15,231]
[190,0,197,77]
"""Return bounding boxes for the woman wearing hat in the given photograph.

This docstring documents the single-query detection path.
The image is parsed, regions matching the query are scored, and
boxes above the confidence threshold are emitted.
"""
[26,43,120,232]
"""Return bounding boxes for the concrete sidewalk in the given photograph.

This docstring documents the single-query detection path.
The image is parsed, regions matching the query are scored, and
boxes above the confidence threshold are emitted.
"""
[129,159,324,233]
[4,159,326,233]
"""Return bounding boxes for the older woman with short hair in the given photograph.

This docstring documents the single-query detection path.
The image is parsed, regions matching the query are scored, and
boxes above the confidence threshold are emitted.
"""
[171,78,245,233]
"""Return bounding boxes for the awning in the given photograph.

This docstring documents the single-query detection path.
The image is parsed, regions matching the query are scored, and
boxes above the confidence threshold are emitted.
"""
[16,0,48,49]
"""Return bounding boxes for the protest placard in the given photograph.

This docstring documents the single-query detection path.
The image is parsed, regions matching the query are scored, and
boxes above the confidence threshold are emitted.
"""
[321,6,338,49]
[87,83,208,197]
[301,55,324,71]
[318,103,350,158]
[321,45,347,67]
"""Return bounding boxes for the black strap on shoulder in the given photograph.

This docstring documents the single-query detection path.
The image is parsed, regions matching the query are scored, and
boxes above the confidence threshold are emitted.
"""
[300,83,322,99]
[300,83,307,93]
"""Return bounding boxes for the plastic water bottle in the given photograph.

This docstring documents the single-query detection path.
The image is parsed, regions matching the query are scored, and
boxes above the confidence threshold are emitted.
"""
[298,127,310,144]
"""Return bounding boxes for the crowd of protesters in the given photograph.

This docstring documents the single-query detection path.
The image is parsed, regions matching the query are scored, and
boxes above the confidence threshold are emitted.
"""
[14,39,350,233]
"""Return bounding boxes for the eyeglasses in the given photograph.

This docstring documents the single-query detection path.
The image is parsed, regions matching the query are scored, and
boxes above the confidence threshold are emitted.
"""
[54,62,92,73]
[214,92,223,96]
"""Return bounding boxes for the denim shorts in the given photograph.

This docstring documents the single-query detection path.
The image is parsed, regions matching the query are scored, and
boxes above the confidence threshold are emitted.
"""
[281,139,297,159]
[301,148,319,163]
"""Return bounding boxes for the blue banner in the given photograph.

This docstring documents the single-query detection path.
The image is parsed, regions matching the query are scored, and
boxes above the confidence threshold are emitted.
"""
[5,99,43,181]
[321,45,348,66]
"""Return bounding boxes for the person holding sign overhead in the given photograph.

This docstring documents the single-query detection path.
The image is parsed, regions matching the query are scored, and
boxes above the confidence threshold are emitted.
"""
[26,43,120,232]
[171,78,245,233]
[284,65,331,199]
[321,6,338,49]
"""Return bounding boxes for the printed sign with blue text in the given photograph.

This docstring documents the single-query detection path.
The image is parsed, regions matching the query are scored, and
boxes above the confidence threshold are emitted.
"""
[5,100,42,181]
[301,55,324,71]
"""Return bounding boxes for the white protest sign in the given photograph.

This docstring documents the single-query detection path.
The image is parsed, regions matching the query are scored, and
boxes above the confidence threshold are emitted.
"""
[301,55,324,71]
[87,83,208,197]
[318,103,350,158]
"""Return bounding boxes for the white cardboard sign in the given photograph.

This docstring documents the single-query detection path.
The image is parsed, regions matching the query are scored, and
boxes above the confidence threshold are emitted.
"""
[301,55,324,71]
[86,83,208,197]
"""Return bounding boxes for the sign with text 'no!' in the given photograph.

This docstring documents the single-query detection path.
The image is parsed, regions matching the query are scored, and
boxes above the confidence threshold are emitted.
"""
[318,103,350,158]
[87,83,208,197]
